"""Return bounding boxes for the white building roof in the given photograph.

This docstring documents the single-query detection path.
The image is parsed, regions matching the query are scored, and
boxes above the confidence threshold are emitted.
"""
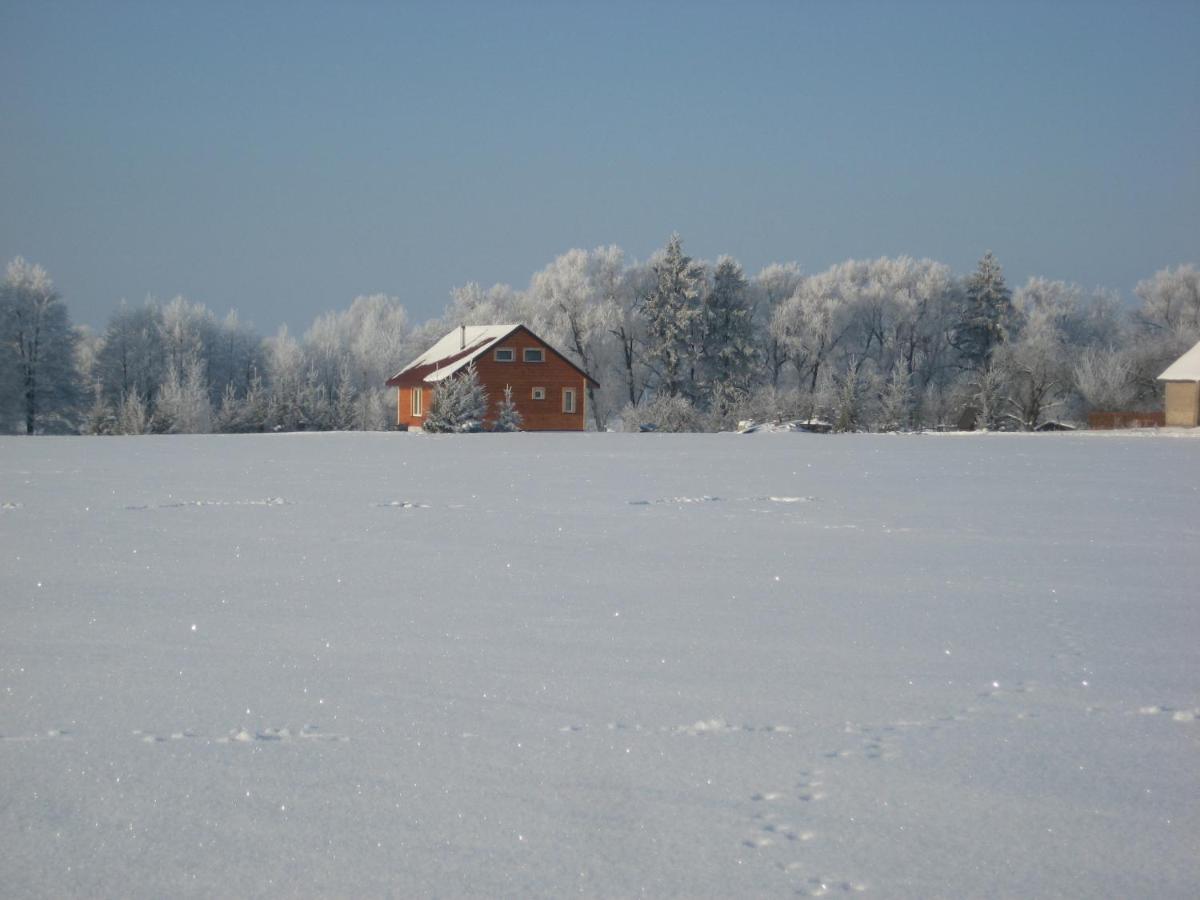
[394,324,521,383]
[1157,339,1200,381]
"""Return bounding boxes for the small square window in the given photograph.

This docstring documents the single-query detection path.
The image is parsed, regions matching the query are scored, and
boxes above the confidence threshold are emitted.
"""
[494,348,515,362]
[531,387,546,400]
[523,348,544,363]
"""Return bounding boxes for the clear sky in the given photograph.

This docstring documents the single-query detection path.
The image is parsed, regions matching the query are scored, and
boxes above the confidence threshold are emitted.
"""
[2,0,1197,333]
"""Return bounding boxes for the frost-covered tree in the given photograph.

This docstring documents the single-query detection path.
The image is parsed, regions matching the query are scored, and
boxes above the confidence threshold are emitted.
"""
[263,326,306,430]
[117,391,150,435]
[619,392,701,432]
[0,258,81,433]
[751,262,803,388]
[996,322,1069,430]
[702,256,758,405]
[832,358,873,432]
[610,260,654,409]
[492,384,522,432]
[770,272,850,398]
[422,360,487,432]
[1073,346,1137,413]
[878,358,913,431]
[953,252,1014,369]
[154,356,213,433]
[642,235,705,397]
[526,247,621,429]
[971,362,1007,430]
[1134,264,1200,338]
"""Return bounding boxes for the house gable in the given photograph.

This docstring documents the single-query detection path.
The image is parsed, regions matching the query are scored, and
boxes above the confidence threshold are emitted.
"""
[388,324,596,430]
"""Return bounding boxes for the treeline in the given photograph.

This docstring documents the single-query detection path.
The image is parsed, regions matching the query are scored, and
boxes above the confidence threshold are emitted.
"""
[1,240,1198,434]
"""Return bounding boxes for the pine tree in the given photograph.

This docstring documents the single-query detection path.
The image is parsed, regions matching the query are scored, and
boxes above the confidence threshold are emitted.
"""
[643,234,705,397]
[492,384,523,431]
[954,252,1014,369]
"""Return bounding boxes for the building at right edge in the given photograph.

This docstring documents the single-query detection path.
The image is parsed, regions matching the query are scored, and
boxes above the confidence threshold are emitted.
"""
[1158,339,1200,427]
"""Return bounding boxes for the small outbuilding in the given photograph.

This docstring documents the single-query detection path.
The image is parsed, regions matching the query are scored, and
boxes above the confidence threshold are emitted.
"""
[1157,339,1200,427]
[386,324,598,431]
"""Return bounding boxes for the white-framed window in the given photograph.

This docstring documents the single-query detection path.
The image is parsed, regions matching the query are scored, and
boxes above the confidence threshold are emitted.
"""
[531,387,546,400]
[562,388,576,414]
[411,386,423,417]
[494,347,515,362]
[523,348,545,363]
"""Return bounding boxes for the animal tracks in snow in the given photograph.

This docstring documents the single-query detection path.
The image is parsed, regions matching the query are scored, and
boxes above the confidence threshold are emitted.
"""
[0,728,72,743]
[557,719,798,737]
[125,497,290,511]
[133,724,347,745]
[1137,705,1199,723]
[627,495,818,507]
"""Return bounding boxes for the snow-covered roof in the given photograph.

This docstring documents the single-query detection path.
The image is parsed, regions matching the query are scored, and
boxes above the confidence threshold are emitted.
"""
[392,324,521,384]
[1157,340,1200,381]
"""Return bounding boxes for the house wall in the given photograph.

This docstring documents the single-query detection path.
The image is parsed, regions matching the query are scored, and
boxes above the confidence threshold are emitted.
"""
[1163,381,1200,427]
[472,329,587,431]
[396,385,429,429]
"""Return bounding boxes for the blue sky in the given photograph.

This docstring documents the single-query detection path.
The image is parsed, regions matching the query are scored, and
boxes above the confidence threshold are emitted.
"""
[2,0,1197,333]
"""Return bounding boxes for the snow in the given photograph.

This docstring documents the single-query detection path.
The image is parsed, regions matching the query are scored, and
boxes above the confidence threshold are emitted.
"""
[1,432,1198,898]
[1157,339,1200,381]
[394,324,520,382]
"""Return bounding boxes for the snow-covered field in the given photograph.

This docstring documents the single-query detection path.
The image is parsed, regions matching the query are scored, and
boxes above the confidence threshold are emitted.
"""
[2,432,1198,898]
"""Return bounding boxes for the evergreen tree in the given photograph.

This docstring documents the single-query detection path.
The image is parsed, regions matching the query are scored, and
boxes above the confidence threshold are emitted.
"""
[422,360,488,432]
[954,252,1014,368]
[643,234,705,397]
[0,258,81,433]
[702,256,758,403]
[878,358,912,431]
[117,391,150,435]
[492,383,523,431]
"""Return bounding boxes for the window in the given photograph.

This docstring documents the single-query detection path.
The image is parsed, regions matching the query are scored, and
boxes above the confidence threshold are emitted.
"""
[531,387,546,400]
[494,348,514,362]
[523,348,545,363]
[562,388,576,414]
[411,386,423,417]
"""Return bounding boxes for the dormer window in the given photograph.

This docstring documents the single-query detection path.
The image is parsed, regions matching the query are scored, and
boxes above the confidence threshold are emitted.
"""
[523,348,545,363]
[494,348,515,362]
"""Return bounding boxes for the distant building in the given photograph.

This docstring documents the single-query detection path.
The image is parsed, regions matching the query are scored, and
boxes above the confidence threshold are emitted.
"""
[386,324,597,431]
[1157,339,1200,427]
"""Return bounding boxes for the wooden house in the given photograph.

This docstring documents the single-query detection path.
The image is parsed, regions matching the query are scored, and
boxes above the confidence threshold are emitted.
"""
[386,324,598,431]
[1157,339,1200,427]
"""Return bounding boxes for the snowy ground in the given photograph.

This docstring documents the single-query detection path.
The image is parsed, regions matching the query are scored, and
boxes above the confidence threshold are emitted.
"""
[2,432,1198,898]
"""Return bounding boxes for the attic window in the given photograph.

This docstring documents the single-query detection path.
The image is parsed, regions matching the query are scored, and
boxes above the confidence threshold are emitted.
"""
[531,387,546,400]
[494,348,515,362]
[523,348,545,363]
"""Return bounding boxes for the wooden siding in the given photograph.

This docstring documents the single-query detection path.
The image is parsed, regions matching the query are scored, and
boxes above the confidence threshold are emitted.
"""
[393,328,588,430]
[471,329,587,430]
[1087,410,1166,429]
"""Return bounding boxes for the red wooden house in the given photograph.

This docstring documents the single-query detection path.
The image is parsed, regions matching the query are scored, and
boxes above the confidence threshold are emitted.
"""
[386,324,598,431]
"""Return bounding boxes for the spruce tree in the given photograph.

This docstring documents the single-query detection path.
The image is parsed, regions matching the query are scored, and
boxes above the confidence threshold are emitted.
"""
[423,359,487,432]
[954,252,1014,369]
[703,256,758,404]
[643,234,705,397]
[492,384,522,431]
